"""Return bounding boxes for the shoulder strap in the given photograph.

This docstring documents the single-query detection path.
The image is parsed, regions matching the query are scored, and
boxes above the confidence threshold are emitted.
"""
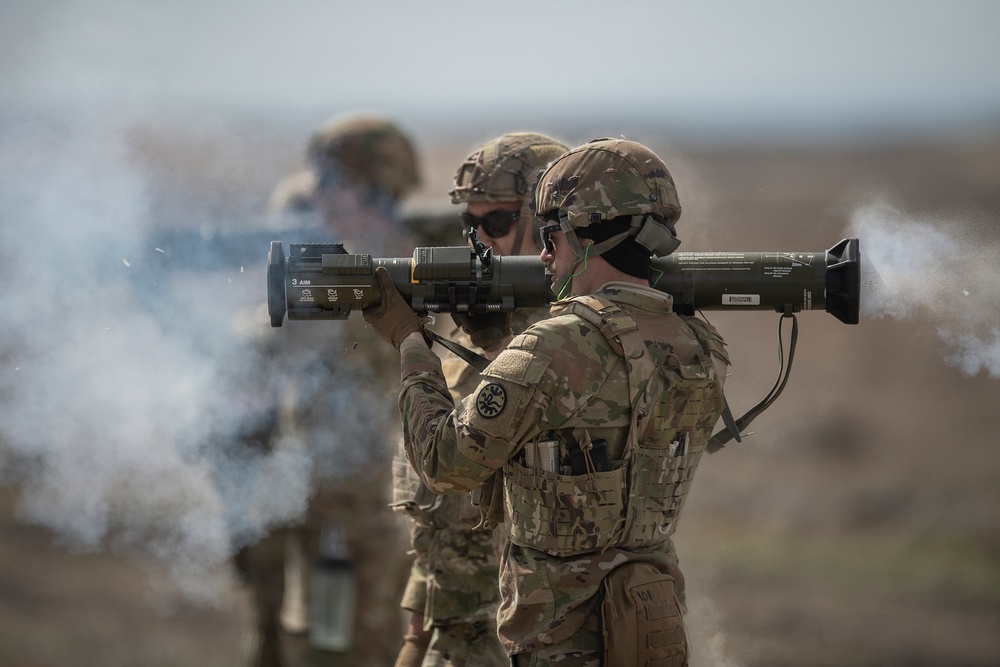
[554,295,659,455]
[551,295,642,360]
[425,329,490,372]
[681,316,742,450]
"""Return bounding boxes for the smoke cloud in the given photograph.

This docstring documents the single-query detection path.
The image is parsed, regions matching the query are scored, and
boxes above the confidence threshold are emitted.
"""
[0,108,323,603]
[687,592,745,667]
[849,200,1000,378]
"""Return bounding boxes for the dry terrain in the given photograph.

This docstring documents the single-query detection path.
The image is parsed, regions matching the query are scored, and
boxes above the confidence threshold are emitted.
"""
[1,124,999,666]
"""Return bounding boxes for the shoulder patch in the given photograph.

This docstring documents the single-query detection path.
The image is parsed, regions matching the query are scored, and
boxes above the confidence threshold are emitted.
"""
[507,332,538,351]
[475,383,507,419]
[483,347,551,386]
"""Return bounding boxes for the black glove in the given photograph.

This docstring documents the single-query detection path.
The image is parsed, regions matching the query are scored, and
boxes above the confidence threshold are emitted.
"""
[363,267,428,349]
[451,310,513,353]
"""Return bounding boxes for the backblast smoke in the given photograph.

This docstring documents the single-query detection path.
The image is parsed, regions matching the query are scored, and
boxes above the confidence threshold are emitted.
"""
[0,109,390,603]
[849,200,1000,378]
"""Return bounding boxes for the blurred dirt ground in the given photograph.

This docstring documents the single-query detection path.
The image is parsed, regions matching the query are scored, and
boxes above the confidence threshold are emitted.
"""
[2,127,1000,666]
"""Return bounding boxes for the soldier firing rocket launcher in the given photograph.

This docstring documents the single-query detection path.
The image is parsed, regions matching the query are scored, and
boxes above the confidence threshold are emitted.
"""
[266,233,859,448]
[266,237,860,328]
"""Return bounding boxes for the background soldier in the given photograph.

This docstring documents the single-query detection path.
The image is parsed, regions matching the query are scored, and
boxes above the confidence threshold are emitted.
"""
[238,113,421,667]
[390,132,568,667]
[364,138,731,666]
[268,113,421,252]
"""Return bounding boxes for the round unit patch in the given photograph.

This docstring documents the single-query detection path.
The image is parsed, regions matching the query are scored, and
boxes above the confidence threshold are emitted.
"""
[475,383,507,419]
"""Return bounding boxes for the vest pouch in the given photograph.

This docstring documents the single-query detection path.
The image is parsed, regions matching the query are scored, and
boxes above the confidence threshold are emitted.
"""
[623,446,688,549]
[503,458,625,557]
[623,365,716,550]
[308,524,356,652]
[601,562,687,667]
[472,470,505,530]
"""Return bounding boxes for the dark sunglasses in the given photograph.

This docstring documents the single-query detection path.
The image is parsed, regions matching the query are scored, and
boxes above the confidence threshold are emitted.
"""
[539,223,561,253]
[460,210,520,238]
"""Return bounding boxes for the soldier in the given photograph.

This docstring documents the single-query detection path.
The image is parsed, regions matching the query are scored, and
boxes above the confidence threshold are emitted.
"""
[390,132,568,667]
[306,115,420,253]
[268,114,421,253]
[364,138,730,666]
[238,113,420,667]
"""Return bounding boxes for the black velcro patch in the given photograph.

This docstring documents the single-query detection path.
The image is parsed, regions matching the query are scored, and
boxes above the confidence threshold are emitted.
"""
[475,383,507,419]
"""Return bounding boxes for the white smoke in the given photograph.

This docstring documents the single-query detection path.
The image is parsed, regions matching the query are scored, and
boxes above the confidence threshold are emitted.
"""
[849,200,1000,378]
[687,593,745,667]
[0,108,313,603]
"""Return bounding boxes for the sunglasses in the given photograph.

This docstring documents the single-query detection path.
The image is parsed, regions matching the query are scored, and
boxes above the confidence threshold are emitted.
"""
[460,210,520,238]
[539,223,561,254]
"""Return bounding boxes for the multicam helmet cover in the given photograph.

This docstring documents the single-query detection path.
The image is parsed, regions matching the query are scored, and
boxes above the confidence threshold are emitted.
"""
[307,115,420,202]
[449,132,568,203]
[449,132,568,251]
[534,138,682,258]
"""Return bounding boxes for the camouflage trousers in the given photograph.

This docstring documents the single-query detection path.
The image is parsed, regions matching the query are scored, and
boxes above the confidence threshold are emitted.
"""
[423,617,508,667]
[510,613,601,667]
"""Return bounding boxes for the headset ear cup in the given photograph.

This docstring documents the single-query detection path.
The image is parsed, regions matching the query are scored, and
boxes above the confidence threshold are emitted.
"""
[657,228,681,256]
[634,216,681,257]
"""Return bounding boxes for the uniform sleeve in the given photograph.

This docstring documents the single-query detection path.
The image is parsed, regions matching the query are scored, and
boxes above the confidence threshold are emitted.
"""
[397,328,557,494]
[398,317,612,495]
[398,337,499,493]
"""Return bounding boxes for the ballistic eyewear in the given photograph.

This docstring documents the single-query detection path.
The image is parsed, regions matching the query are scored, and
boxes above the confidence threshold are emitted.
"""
[539,223,561,254]
[460,210,520,238]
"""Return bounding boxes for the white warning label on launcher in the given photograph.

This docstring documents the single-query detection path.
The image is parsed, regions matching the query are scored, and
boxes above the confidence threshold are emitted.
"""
[723,294,760,305]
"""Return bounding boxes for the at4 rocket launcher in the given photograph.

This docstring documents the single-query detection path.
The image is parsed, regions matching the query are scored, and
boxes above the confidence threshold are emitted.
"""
[266,234,860,450]
[266,238,860,327]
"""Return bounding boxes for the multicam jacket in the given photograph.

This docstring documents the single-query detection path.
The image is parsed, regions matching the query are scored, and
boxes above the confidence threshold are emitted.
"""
[398,282,728,654]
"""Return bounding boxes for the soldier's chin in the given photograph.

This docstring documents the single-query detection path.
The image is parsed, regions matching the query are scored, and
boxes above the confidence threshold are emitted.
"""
[552,271,572,286]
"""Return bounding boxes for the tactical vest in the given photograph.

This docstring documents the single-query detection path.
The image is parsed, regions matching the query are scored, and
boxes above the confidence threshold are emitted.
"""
[502,294,727,557]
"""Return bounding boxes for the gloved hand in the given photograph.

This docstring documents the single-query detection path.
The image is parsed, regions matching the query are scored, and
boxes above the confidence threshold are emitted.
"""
[363,266,427,348]
[451,310,513,353]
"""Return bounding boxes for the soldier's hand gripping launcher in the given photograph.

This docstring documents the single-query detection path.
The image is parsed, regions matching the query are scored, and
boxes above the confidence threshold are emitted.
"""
[267,237,860,327]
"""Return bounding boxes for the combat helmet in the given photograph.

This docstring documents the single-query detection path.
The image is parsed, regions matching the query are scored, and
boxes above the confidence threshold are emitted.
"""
[307,115,421,203]
[450,132,568,251]
[534,138,681,262]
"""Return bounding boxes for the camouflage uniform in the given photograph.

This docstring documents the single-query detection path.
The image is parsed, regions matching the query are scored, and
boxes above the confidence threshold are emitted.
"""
[239,114,420,667]
[392,322,502,667]
[390,133,567,667]
[392,140,730,666]
[392,313,542,667]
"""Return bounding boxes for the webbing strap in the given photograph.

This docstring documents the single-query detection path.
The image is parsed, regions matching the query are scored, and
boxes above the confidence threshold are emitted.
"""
[707,312,799,452]
[559,296,656,460]
[425,329,490,373]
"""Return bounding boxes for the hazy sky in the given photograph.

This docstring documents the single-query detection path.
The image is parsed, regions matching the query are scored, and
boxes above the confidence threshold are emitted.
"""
[2,0,1000,136]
